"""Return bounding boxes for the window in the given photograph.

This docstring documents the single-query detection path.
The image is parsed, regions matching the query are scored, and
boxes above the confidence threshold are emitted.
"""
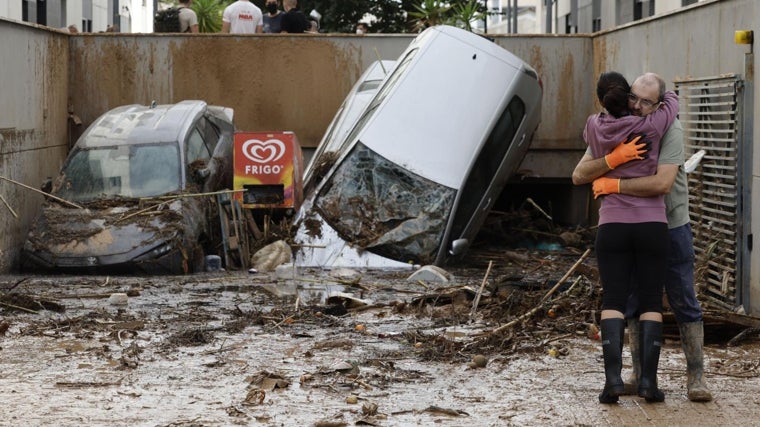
[448,96,526,241]
[187,128,210,165]
[199,116,221,153]
[634,0,655,20]
[55,143,181,201]
[38,0,47,25]
[592,0,601,32]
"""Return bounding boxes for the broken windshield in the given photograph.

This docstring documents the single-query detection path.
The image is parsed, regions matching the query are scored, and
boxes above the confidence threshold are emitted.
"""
[53,142,181,202]
[314,142,456,265]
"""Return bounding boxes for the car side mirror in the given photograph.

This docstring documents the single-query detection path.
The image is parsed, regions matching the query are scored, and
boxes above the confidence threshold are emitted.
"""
[449,238,469,256]
[40,177,52,193]
[193,167,211,183]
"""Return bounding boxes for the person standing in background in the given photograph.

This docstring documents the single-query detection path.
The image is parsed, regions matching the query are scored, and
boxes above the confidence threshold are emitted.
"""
[280,0,309,33]
[222,0,263,34]
[263,0,284,34]
[178,0,199,33]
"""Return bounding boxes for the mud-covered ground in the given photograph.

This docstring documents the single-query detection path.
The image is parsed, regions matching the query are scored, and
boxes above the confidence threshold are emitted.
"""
[2,245,760,427]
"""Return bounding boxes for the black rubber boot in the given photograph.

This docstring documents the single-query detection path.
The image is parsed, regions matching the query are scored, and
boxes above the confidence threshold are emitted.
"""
[638,320,665,402]
[599,318,626,404]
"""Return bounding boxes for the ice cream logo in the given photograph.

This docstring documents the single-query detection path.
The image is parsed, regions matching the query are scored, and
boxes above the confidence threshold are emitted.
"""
[242,139,286,164]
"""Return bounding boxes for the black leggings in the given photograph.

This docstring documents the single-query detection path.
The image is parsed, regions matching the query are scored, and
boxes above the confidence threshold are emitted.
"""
[596,222,668,314]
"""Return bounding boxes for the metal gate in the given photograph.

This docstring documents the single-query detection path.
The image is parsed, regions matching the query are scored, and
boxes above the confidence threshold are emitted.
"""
[674,75,747,312]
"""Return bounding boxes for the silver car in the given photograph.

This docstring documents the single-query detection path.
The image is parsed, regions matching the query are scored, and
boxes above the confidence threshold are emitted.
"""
[21,100,234,274]
[293,26,543,269]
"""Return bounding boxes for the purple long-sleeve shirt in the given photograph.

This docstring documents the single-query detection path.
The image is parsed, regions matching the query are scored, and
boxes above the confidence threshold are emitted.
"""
[583,91,678,225]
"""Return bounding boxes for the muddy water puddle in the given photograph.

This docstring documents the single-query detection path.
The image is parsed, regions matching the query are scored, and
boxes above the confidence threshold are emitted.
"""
[2,271,760,426]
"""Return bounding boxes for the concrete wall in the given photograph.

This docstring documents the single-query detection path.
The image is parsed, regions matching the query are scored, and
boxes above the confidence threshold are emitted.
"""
[67,33,419,153]
[0,0,758,312]
[66,33,595,179]
[0,22,70,272]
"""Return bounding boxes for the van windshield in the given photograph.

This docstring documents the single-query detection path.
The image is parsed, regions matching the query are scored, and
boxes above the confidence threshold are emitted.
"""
[314,142,456,264]
[53,142,181,202]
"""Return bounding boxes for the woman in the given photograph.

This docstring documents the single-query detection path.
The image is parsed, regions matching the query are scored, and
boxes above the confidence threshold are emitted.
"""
[582,72,678,404]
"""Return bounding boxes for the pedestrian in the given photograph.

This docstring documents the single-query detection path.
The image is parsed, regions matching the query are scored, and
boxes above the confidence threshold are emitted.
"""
[573,72,713,402]
[307,19,319,33]
[222,0,263,34]
[178,0,199,33]
[574,71,679,404]
[262,0,284,34]
[280,0,309,33]
[356,22,369,34]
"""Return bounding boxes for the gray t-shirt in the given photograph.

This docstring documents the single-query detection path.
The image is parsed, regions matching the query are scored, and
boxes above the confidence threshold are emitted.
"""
[583,118,687,229]
[179,7,198,33]
[659,119,689,229]
[263,12,284,33]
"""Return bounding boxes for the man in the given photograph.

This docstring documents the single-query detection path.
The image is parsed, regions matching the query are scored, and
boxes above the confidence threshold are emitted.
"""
[262,0,284,34]
[356,22,369,34]
[222,0,263,34]
[573,72,713,402]
[280,0,309,33]
[178,0,199,33]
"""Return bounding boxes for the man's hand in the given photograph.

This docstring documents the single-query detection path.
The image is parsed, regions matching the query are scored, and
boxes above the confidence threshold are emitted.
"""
[592,177,620,199]
[604,134,649,169]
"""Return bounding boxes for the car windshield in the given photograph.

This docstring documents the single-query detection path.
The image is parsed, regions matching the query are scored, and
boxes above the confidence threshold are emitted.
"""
[314,142,456,264]
[54,142,181,202]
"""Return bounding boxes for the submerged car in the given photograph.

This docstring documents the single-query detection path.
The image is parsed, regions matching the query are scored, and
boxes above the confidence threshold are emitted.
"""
[21,100,234,274]
[293,25,543,269]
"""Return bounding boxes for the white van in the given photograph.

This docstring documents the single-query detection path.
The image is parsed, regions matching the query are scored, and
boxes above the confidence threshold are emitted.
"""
[293,25,543,269]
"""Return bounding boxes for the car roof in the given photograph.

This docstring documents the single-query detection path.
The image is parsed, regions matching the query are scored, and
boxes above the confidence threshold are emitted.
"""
[76,100,208,149]
[357,26,541,189]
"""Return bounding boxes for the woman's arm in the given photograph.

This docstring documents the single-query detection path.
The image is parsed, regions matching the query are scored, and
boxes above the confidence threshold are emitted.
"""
[644,90,678,137]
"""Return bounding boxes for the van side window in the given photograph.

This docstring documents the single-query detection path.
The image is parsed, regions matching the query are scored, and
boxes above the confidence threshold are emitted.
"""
[187,127,211,164]
[198,116,221,154]
[448,96,526,240]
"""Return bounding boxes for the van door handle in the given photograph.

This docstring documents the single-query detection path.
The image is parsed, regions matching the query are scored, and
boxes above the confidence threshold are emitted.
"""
[518,134,526,146]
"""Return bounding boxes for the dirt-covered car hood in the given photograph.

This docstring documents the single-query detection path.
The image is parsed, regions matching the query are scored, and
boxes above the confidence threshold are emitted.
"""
[24,199,193,258]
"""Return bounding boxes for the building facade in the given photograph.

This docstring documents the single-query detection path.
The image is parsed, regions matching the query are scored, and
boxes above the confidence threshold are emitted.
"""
[0,0,154,33]
[541,0,707,34]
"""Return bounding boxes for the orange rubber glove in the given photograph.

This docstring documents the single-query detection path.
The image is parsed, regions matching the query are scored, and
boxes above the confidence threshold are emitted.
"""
[592,177,620,199]
[604,135,646,169]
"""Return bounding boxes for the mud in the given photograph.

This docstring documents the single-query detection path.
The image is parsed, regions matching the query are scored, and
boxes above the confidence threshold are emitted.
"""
[2,248,760,426]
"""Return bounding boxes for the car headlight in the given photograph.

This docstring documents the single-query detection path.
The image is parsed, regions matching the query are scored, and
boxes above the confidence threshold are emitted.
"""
[151,243,173,258]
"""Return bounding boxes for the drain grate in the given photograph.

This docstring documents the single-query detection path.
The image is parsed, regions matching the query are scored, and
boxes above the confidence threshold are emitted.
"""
[675,75,743,311]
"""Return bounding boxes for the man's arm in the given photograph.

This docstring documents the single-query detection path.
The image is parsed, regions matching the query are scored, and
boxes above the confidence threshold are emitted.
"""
[572,154,610,185]
[618,163,678,196]
[221,21,231,33]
